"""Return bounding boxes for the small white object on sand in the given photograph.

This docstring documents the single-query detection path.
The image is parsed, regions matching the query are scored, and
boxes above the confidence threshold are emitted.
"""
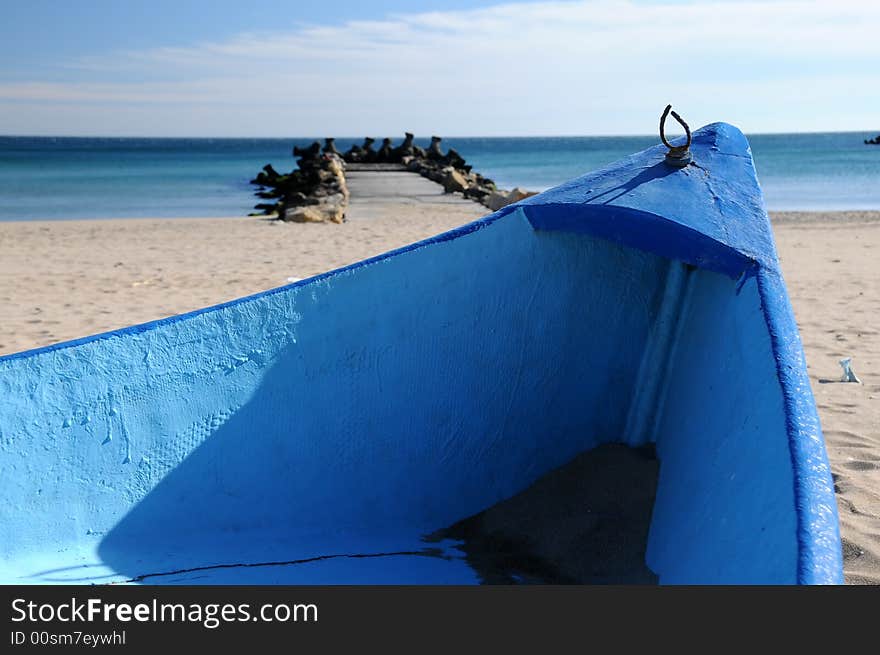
[839,357,861,383]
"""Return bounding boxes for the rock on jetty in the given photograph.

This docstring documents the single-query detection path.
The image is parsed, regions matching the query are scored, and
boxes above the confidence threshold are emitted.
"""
[250,133,536,221]
[401,139,537,211]
[250,138,349,223]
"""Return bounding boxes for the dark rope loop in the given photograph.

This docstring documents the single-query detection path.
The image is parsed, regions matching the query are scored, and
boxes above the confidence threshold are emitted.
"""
[659,104,692,150]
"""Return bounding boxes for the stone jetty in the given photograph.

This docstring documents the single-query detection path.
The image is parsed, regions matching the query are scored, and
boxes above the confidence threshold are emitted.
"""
[250,133,536,222]
[250,138,349,223]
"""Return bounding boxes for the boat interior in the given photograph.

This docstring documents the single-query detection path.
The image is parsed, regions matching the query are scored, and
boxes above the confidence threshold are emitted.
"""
[0,206,801,584]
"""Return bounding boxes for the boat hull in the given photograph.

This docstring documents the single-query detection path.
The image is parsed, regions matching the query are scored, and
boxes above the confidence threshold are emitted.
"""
[0,123,843,584]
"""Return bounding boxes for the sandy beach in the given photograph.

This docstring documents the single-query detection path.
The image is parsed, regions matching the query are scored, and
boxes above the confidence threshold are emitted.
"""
[0,189,877,583]
[773,211,880,584]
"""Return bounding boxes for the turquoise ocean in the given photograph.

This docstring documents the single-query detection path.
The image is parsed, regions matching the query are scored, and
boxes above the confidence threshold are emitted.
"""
[1,133,878,220]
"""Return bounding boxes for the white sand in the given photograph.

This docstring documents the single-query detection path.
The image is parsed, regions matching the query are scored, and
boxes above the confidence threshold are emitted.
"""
[0,193,876,583]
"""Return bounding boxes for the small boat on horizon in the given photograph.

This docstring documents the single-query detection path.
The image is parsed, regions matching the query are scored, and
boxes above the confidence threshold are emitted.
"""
[0,121,843,585]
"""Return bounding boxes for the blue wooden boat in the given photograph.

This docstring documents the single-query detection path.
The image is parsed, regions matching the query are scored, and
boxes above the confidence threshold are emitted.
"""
[0,122,843,584]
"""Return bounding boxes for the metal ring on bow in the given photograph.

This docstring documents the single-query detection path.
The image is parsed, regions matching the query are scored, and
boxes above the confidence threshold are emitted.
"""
[660,104,692,167]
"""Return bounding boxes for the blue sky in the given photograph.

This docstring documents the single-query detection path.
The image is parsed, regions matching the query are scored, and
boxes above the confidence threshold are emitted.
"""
[1,0,877,136]
[1,1,523,72]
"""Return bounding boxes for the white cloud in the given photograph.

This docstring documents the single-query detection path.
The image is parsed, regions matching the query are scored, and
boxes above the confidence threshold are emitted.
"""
[1,0,878,135]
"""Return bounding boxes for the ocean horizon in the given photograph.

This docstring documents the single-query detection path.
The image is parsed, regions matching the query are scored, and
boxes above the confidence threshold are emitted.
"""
[1,131,878,220]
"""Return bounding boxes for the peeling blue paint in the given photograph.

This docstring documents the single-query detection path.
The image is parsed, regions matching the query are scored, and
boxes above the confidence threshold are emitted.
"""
[0,123,842,584]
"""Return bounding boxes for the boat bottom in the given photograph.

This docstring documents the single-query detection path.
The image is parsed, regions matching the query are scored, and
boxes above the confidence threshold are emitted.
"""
[429,443,659,584]
[3,443,659,585]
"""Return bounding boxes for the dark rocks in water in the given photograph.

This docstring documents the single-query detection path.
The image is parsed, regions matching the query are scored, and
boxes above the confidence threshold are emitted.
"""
[251,140,349,221]
[463,185,491,201]
[254,202,281,214]
[427,443,660,585]
[402,137,501,204]
[445,148,469,172]
[250,163,282,186]
[277,153,348,223]
[284,191,320,206]
[865,135,880,145]
[427,136,445,161]
[293,141,321,161]
[377,137,394,163]
[343,143,364,162]
[391,132,416,161]
[343,137,378,163]
[250,130,538,219]
[389,135,507,206]
[361,137,377,162]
